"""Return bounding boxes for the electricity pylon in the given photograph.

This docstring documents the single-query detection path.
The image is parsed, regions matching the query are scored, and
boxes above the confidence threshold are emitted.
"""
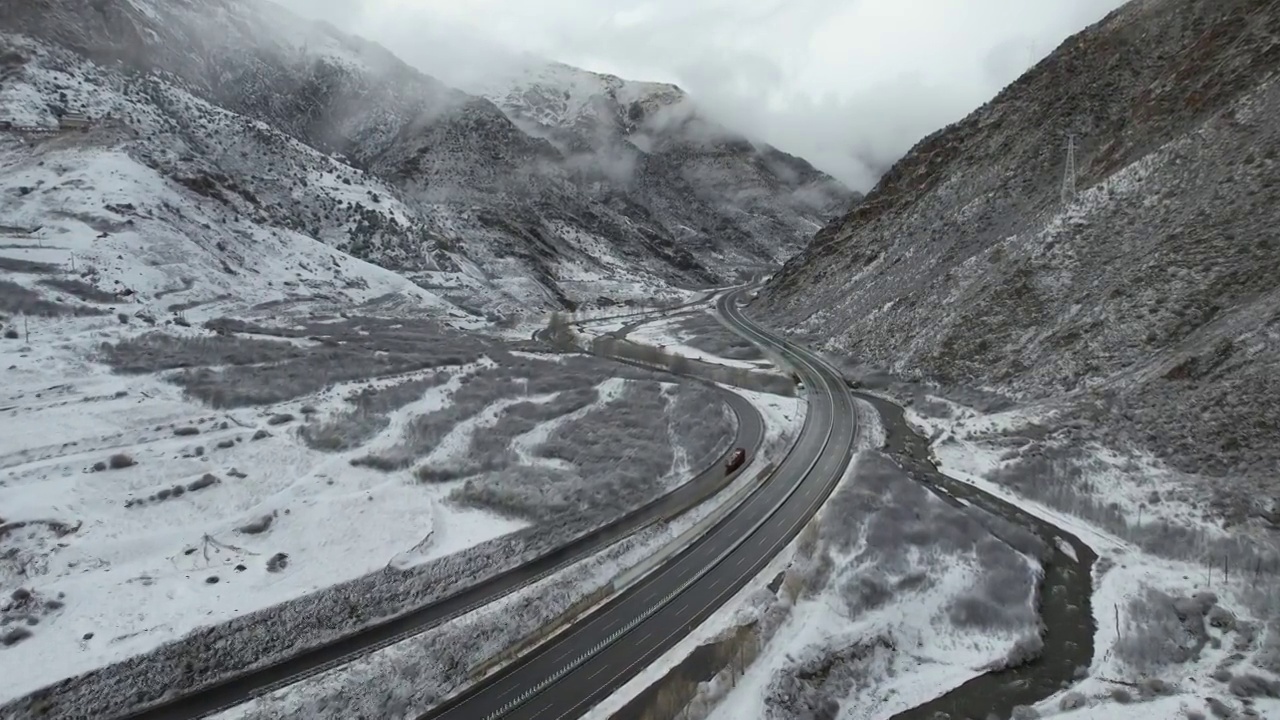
[1061,133,1078,206]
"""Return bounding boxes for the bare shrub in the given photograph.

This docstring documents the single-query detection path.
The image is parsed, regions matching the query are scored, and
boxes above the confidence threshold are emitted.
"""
[0,257,60,273]
[1139,677,1175,697]
[348,373,453,413]
[1000,632,1045,669]
[667,384,737,471]
[99,333,305,373]
[265,552,288,572]
[186,474,219,492]
[350,454,403,471]
[1228,673,1280,698]
[0,279,108,317]
[453,380,721,521]
[1115,587,1209,673]
[236,515,274,535]
[300,410,389,452]
[148,317,490,407]
[174,354,454,408]
[107,453,135,469]
[38,278,118,303]
[674,313,765,360]
[1205,697,1235,719]
[989,449,1280,595]
[1,627,33,646]
[302,374,451,452]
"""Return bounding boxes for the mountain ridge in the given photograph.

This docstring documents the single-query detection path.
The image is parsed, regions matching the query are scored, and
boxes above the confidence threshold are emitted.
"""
[756,0,1280,522]
[1,0,855,316]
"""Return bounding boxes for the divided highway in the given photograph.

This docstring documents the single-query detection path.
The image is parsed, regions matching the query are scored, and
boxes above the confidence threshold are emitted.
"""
[118,387,762,719]
[421,287,860,720]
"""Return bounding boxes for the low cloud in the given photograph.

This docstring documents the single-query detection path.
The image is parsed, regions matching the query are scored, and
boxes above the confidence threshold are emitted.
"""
[277,0,1129,191]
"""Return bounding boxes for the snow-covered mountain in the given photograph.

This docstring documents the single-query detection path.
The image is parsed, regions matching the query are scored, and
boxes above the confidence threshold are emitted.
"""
[0,0,855,316]
[471,62,855,265]
[756,0,1280,523]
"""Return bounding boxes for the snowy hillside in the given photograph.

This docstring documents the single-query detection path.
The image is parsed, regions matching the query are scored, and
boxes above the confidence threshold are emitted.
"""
[469,61,859,266]
[1,0,854,314]
[757,0,1280,528]
[470,61,686,143]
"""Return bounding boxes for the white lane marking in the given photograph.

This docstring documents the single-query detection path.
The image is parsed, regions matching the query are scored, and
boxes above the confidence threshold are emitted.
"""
[518,301,857,720]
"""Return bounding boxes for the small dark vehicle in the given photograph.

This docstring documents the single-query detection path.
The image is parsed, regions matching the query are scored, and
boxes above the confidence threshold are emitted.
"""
[725,447,747,475]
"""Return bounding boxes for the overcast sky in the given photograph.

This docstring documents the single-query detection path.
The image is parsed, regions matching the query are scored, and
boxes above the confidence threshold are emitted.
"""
[276,0,1128,191]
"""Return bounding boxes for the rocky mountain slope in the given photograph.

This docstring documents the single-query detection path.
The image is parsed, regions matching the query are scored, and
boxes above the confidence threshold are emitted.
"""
[471,62,855,263]
[0,0,854,316]
[757,0,1280,522]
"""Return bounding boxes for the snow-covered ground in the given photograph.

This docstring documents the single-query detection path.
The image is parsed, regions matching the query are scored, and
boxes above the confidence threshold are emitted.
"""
[0,262,752,711]
[0,141,457,326]
[0,339,524,700]
[215,521,668,720]
[626,315,764,371]
[584,378,1264,720]
[212,382,807,720]
[571,309,769,373]
[902,402,1280,720]
[0,139,502,698]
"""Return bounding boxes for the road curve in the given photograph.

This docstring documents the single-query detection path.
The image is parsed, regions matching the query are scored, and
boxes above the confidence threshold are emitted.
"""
[115,382,763,719]
[420,287,860,720]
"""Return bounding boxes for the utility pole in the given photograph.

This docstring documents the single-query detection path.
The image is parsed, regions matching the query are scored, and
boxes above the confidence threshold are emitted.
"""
[1061,133,1077,206]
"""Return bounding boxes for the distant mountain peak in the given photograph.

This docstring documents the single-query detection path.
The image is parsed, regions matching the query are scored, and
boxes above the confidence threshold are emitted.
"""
[2,0,855,319]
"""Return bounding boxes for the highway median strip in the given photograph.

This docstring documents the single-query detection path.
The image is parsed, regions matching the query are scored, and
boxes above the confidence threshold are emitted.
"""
[458,312,837,719]
[460,459,782,693]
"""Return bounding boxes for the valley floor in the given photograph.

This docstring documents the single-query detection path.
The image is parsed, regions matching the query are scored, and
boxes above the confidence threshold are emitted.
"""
[1,293,743,708]
[582,359,1280,720]
[0,333,524,701]
[910,401,1280,720]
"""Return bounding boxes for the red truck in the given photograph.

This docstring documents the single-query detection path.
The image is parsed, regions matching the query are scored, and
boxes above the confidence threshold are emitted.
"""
[724,447,747,475]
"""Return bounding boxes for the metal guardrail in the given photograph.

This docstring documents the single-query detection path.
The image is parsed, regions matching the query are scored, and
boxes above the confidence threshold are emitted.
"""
[459,459,776,687]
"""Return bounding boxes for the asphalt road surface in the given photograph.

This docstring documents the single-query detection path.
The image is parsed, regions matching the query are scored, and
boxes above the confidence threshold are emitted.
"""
[118,386,762,719]
[422,287,859,720]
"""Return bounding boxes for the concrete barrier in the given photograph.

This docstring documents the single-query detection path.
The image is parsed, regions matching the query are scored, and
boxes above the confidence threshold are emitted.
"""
[614,461,777,593]
[454,294,804,703]
[455,455,785,696]
[466,584,612,684]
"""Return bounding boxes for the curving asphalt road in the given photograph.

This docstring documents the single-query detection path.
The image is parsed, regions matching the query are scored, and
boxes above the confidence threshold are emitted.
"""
[420,287,860,720]
[117,381,762,719]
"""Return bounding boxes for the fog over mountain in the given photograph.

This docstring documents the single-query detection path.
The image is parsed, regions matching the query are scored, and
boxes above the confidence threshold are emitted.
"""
[275,0,1131,190]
